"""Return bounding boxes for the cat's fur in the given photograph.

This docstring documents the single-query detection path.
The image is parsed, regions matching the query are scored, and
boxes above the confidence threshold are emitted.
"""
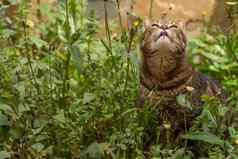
[138,19,226,136]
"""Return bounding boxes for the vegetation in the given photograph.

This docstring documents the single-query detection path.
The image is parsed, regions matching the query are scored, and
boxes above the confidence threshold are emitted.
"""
[0,0,238,158]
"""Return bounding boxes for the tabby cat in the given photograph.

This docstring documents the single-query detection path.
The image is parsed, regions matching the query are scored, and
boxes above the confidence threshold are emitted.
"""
[138,19,226,151]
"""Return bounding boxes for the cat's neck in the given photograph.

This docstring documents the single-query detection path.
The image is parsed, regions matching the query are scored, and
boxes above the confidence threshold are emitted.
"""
[141,57,194,91]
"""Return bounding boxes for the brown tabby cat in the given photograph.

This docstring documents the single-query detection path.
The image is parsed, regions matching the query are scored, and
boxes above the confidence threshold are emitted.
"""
[138,19,226,142]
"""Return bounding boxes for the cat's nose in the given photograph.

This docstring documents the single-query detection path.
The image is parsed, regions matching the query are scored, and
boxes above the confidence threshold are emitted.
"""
[153,30,168,41]
[158,30,168,39]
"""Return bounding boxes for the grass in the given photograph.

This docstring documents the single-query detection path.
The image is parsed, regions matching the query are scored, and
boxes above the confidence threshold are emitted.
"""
[0,0,238,158]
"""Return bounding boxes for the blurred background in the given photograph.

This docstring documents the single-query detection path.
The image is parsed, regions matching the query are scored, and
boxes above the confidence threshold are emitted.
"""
[1,0,237,35]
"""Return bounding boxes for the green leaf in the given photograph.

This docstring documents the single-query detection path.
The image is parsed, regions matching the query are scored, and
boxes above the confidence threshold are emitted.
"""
[30,36,47,48]
[9,128,23,139]
[33,118,48,129]
[203,52,228,63]
[117,108,137,120]
[177,94,186,105]
[18,104,30,113]
[55,51,67,61]
[53,110,65,124]
[1,29,15,38]
[85,142,110,159]
[70,45,81,71]
[0,151,11,159]
[31,143,45,152]
[85,143,102,158]
[171,148,193,159]
[176,94,192,110]
[0,113,9,126]
[0,103,13,114]
[182,132,224,146]
[129,52,139,68]
[39,3,51,15]
[83,93,95,104]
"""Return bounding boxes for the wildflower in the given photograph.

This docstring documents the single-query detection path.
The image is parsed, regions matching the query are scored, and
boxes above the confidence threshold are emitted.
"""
[235,139,238,145]
[112,33,118,40]
[226,2,237,6]
[169,3,175,10]
[186,86,194,92]
[163,122,171,129]
[26,19,34,28]
[133,20,140,27]
[202,11,207,17]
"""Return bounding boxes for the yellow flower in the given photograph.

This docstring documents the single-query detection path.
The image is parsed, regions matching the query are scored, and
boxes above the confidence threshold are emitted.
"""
[133,20,140,27]
[169,3,175,10]
[112,33,118,39]
[186,86,194,92]
[163,122,171,129]
[226,2,237,6]
[202,11,207,17]
[26,19,34,28]
[235,139,238,145]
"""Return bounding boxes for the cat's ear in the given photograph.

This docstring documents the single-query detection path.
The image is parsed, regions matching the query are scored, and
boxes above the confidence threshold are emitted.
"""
[143,17,152,29]
[177,21,186,31]
[177,20,200,32]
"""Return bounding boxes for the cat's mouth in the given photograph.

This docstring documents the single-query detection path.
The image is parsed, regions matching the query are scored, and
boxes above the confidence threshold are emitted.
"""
[157,30,173,43]
[158,30,169,39]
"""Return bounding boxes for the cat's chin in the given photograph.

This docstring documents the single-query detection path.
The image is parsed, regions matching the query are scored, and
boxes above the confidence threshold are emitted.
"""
[158,36,170,43]
[156,37,174,51]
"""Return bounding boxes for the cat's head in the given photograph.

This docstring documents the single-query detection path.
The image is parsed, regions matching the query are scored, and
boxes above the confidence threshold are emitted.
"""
[140,19,187,57]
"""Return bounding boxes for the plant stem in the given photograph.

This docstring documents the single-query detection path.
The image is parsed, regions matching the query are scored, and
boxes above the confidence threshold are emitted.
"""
[80,0,84,29]
[184,111,188,149]
[62,0,71,102]
[227,34,238,64]
[22,3,40,95]
[62,50,71,98]
[103,0,117,71]
[149,0,154,18]
[123,29,136,96]
[115,0,123,33]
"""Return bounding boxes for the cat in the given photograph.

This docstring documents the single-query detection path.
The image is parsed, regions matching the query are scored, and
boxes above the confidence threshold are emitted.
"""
[137,19,227,153]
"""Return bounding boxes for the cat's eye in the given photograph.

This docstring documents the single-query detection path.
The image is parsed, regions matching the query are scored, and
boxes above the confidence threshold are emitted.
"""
[146,30,152,36]
[169,25,178,29]
[151,24,160,28]
[144,30,152,38]
[146,30,151,34]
